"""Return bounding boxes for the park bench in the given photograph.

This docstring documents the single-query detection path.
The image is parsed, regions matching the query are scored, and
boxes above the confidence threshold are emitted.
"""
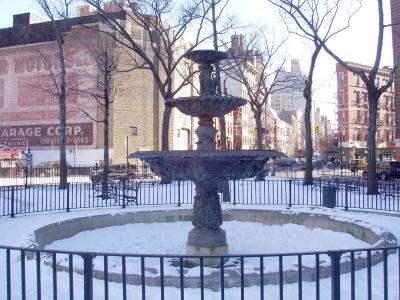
[90,173,141,205]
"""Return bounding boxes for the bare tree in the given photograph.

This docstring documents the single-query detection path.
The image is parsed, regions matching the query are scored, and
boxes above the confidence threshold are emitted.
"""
[314,0,396,194]
[76,34,122,200]
[268,0,359,185]
[223,31,289,151]
[207,0,233,150]
[270,0,394,194]
[36,0,76,189]
[83,0,230,150]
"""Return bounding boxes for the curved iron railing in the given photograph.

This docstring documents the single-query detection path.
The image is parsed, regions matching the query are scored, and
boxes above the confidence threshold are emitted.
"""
[0,178,400,299]
[0,243,398,299]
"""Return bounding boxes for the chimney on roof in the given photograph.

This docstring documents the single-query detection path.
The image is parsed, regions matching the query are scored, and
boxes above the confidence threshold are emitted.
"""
[78,5,91,17]
[13,13,31,27]
[13,13,45,26]
[103,0,125,12]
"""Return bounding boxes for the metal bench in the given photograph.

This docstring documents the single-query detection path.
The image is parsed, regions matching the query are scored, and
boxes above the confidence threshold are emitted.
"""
[90,173,141,205]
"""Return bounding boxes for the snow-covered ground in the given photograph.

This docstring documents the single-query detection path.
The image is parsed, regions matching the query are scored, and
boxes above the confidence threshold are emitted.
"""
[0,205,399,299]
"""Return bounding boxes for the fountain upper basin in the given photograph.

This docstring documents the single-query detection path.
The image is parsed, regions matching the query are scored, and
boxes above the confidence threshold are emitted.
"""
[166,96,247,118]
[130,150,278,182]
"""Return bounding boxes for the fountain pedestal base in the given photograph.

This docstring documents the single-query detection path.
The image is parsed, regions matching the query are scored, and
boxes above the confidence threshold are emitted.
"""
[186,227,228,266]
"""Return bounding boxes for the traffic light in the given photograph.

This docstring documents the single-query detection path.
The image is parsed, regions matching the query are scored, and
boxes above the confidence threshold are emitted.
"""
[314,125,321,134]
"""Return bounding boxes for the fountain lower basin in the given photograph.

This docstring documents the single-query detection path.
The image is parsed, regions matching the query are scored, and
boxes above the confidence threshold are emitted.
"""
[131,150,277,265]
[130,150,276,182]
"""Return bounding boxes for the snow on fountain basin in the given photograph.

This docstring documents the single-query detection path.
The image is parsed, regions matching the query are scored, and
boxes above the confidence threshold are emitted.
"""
[26,208,395,280]
[1,206,400,299]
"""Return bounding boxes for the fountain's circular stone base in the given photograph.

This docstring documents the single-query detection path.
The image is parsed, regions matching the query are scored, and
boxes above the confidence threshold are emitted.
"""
[187,228,229,266]
[186,244,229,266]
[33,209,397,290]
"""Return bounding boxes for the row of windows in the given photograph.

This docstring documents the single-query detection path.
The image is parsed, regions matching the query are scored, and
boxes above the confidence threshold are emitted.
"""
[350,129,395,143]
[338,71,394,92]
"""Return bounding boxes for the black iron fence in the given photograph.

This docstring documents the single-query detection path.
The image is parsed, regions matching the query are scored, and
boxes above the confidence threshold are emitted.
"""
[1,178,400,299]
[0,161,373,187]
[0,162,156,186]
[1,178,400,217]
[0,244,398,299]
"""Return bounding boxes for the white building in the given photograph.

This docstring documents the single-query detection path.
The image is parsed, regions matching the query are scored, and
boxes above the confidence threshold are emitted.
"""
[271,59,305,112]
[220,34,257,150]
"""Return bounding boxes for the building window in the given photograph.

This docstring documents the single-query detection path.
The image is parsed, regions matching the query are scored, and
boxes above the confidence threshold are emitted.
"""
[177,129,180,137]
[355,91,360,104]
[130,126,138,136]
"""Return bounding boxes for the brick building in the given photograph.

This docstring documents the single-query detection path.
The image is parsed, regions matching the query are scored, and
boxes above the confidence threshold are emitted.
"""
[0,8,194,165]
[391,0,400,160]
[336,62,395,165]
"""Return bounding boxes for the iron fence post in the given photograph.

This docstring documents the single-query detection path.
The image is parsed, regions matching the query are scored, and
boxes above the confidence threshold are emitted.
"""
[11,186,15,218]
[289,180,292,207]
[328,251,342,300]
[177,181,181,207]
[233,180,236,205]
[66,183,70,212]
[24,168,28,188]
[122,180,126,209]
[344,182,348,211]
[82,253,94,300]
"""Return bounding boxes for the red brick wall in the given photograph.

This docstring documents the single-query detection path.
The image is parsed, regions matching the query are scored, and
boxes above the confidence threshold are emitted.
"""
[392,0,400,159]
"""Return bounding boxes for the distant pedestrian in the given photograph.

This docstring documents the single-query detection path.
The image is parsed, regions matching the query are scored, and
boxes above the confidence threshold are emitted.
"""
[25,149,33,172]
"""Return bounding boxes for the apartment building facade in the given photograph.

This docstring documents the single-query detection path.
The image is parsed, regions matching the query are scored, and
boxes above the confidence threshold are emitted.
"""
[220,34,257,150]
[391,0,400,160]
[336,62,395,165]
[0,7,194,165]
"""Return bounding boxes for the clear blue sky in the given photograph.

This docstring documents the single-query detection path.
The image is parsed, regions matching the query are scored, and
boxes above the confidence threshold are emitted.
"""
[0,0,394,124]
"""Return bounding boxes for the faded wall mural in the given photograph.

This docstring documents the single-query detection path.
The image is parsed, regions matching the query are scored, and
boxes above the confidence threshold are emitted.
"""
[0,26,98,149]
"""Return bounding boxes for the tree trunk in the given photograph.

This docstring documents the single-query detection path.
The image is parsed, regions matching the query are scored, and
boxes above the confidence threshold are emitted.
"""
[304,95,313,185]
[59,95,68,189]
[254,110,265,181]
[58,45,68,189]
[102,87,110,200]
[303,44,322,185]
[160,105,172,184]
[367,93,379,194]
[254,110,263,150]
[161,105,172,150]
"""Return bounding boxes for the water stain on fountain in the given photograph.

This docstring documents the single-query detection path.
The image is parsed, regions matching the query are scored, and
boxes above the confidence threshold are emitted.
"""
[131,49,279,266]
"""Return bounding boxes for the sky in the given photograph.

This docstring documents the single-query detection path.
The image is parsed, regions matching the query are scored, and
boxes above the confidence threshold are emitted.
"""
[0,0,394,125]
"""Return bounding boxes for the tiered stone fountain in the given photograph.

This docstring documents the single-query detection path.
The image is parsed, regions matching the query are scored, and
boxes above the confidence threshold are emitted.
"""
[131,50,278,265]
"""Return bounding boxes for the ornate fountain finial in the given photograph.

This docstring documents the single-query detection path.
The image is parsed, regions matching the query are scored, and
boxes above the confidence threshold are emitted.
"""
[185,50,228,97]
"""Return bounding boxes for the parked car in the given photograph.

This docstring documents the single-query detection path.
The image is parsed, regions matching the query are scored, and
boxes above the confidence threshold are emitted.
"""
[349,159,367,172]
[360,161,400,181]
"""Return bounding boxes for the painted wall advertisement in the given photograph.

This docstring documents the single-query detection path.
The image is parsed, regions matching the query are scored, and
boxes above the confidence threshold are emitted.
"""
[0,123,93,147]
[0,26,98,149]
